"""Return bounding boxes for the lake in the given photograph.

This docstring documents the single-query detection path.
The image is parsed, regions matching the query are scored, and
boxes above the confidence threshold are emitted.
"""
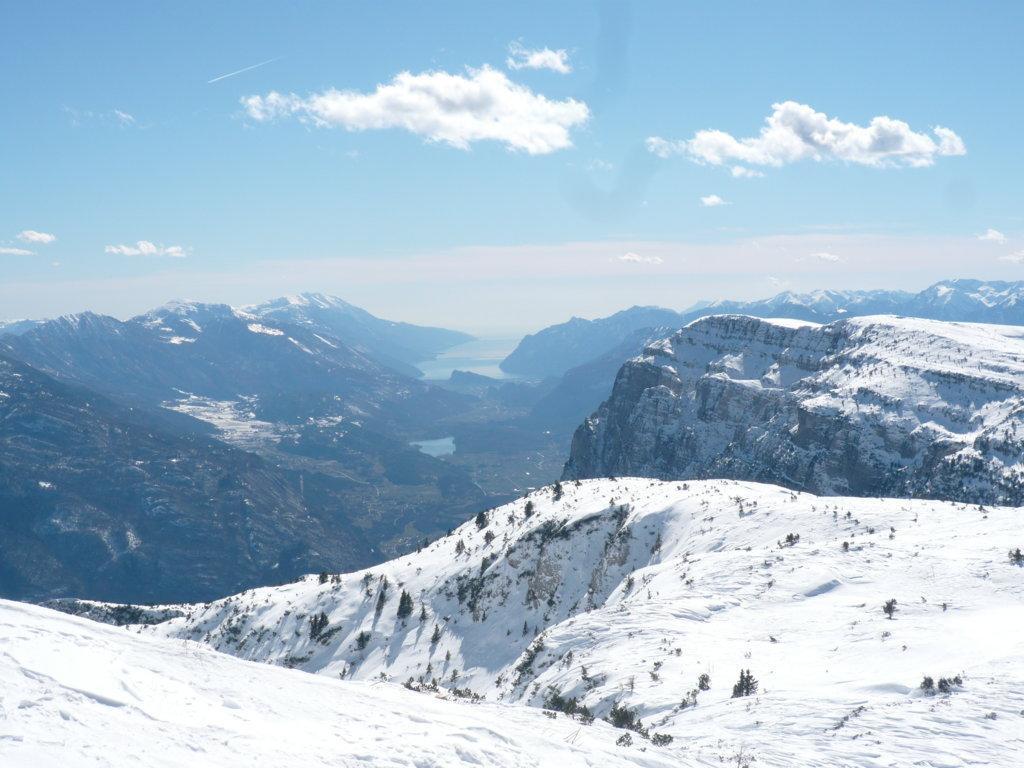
[416,337,522,380]
[409,436,456,457]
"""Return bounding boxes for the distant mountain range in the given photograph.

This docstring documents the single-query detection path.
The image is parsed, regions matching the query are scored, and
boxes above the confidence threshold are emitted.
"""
[564,314,1024,505]
[246,292,474,377]
[0,297,495,603]
[501,279,1024,380]
[9,281,1024,603]
[1,300,465,434]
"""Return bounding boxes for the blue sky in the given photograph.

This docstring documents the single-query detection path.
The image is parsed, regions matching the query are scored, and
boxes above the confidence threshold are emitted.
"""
[2,1,1022,333]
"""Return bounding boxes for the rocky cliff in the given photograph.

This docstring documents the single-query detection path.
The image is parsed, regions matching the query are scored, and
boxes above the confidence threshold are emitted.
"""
[564,315,1024,505]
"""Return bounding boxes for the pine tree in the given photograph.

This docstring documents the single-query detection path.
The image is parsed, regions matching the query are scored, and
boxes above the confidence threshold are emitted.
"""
[431,624,442,644]
[396,590,414,620]
[475,510,488,529]
[731,669,758,698]
[419,603,428,622]
[524,500,535,518]
[309,611,329,640]
[552,482,563,501]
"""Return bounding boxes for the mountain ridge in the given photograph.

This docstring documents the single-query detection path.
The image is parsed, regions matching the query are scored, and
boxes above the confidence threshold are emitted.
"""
[58,477,1024,766]
[563,314,1024,505]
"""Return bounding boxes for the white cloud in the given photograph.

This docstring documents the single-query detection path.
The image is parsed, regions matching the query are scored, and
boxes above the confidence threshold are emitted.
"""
[730,165,764,178]
[113,109,136,126]
[105,240,188,258]
[811,251,843,263]
[700,194,729,207]
[647,101,966,170]
[0,247,34,256]
[64,107,138,128]
[618,252,663,264]
[999,251,1024,264]
[978,228,1007,244]
[242,66,588,155]
[506,42,572,74]
[18,230,56,244]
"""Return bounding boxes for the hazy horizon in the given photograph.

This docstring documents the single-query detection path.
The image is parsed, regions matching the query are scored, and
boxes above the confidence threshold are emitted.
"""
[3,2,1022,334]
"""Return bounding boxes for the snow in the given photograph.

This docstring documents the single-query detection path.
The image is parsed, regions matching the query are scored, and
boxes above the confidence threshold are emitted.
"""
[0,600,675,768]
[246,322,284,336]
[164,394,288,449]
[121,478,1024,766]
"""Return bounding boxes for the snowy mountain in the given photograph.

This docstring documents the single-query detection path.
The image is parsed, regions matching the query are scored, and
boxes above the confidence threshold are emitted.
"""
[0,599,678,768]
[0,319,42,337]
[502,280,1024,381]
[565,315,1024,505]
[1,303,462,425]
[698,280,1024,325]
[247,292,473,375]
[0,304,496,601]
[0,352,372,604]
[70,477,1024,765]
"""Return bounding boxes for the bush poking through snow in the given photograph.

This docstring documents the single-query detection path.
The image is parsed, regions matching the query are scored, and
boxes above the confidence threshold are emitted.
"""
[541,687,593,723]
[1010,547,1024,566]
[921,674,963,695]
[883,598,898,619]
[607,702,647,736]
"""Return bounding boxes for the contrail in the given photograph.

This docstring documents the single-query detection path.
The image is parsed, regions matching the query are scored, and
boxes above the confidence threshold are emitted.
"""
[207,56,283,84]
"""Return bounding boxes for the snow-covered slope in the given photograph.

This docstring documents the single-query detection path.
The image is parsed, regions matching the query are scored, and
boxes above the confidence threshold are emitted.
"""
[0,599,676,768]
[565,315,1024,505]
[121,478,1024,766]
[246,292,473,375]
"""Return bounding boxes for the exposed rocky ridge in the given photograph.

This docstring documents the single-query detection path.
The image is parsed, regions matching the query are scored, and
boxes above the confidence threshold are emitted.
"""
[564,315,1024,505]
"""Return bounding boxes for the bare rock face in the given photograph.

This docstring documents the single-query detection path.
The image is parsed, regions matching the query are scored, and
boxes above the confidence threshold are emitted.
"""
[564,314,1024,505]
